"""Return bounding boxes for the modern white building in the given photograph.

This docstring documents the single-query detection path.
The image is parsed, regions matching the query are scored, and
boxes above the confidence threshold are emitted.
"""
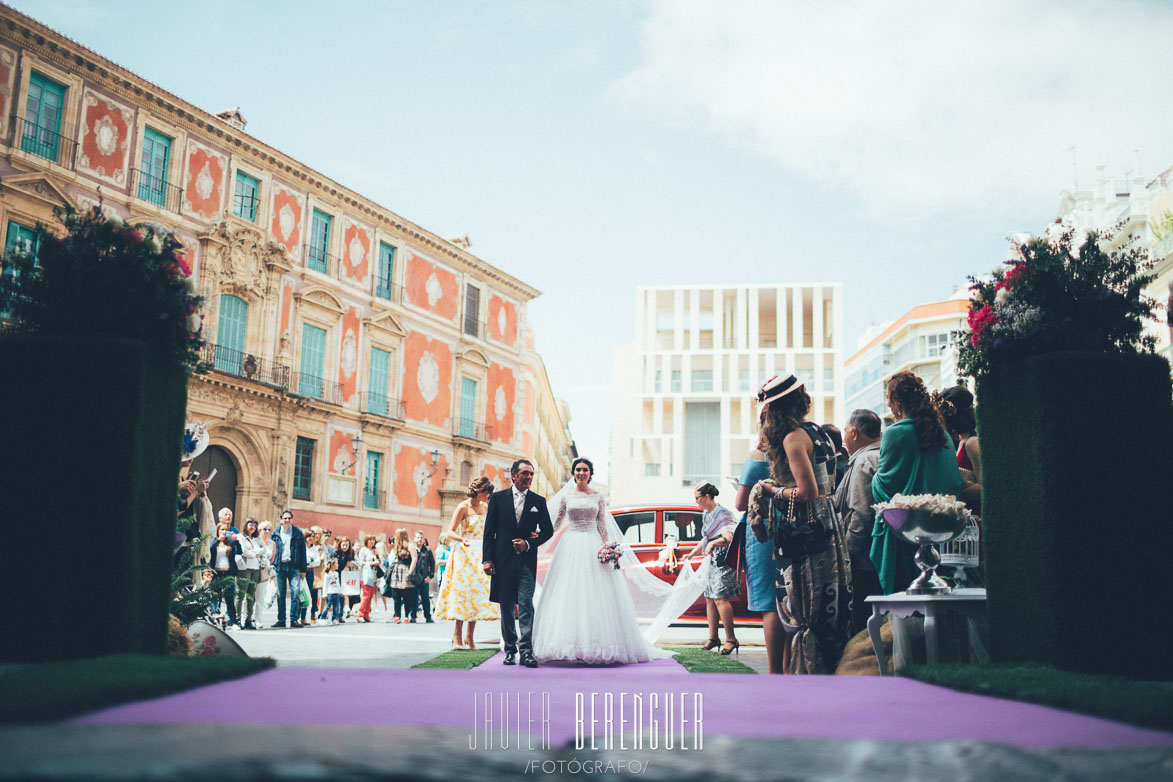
[844,291,970,421]
[1049,158,1173,369]
[610,284,843,505]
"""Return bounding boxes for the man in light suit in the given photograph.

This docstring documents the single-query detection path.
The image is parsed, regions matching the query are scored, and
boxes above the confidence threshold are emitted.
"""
[482,459,554,667]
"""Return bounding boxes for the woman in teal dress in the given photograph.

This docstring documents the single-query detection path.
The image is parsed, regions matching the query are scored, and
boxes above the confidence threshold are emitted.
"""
[735,437,785,672]
[870,371,963,595]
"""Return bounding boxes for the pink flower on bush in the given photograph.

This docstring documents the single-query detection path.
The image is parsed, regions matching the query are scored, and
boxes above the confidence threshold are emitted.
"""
[1001,262,1028,289]
[967,305,998,346]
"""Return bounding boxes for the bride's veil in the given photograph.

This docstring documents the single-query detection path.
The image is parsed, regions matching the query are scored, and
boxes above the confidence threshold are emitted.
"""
[535,479,709,644]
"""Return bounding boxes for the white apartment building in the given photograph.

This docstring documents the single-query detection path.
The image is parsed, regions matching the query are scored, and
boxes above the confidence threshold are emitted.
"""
[610,284,843,505]
[844,291,970,420]
[1050,158,1173,369]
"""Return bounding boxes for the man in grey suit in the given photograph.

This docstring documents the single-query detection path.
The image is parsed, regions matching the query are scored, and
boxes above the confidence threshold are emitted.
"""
[833,409,884,634]
[482,459,554,668]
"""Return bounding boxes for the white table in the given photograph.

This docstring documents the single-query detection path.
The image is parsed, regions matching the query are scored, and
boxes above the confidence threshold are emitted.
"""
[865,589,989,675]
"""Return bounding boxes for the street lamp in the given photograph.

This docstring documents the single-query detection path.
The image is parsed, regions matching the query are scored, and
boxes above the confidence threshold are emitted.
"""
[338,432,364,475]
[425,449,442,477]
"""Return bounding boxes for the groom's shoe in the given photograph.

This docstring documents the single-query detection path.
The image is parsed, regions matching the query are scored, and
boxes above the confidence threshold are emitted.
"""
[520,652,538,669]
[503,649,517,666]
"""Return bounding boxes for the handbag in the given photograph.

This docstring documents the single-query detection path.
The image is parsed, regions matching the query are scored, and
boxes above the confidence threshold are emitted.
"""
[262,578,278,609]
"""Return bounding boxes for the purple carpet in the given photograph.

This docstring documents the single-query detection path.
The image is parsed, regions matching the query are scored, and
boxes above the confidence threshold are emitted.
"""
[75,653,1173,751]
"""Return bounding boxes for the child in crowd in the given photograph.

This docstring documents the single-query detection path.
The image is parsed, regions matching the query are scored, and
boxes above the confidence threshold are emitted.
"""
[323,558,344,624]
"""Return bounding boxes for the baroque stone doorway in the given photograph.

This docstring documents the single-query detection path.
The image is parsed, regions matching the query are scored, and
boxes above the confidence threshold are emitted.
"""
[189,445,238,523]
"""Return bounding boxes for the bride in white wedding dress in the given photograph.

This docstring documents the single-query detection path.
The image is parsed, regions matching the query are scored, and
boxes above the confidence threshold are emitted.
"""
[532,458,706,665]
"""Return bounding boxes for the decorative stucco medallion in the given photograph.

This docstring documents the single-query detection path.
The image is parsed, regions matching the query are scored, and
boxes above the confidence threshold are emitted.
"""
[196,163,214,200]
[418,351,439,403]
[95,116,118,156]
[495,387,507,419]
[413,460,432,499]
[341,330,357,378]
[279,204,295,240]
[425,272,442,307]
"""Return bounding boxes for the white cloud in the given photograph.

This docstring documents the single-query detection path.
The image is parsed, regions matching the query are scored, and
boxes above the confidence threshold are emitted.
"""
[621,0,1173,215]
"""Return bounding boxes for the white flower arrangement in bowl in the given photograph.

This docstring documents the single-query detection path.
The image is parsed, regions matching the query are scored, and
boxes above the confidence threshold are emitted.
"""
[873,493,972,595]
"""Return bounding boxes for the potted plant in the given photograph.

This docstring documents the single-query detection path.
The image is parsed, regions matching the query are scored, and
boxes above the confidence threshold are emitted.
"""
[956,222,1172,678]
[0,206,203,661]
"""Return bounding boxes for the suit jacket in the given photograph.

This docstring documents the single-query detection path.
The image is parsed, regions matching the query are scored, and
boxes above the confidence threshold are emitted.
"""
[272,525,307,571]
[833,441,881,569]
[482,488,554,603]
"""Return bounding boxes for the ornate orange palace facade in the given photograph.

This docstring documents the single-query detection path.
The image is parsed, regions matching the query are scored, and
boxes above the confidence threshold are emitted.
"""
[0,5,574,542]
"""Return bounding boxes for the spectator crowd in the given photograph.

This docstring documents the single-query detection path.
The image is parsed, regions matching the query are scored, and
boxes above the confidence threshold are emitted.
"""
[184,505,443,631]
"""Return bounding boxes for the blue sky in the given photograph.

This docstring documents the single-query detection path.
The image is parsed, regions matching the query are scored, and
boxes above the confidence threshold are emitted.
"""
[15,0,1173,483]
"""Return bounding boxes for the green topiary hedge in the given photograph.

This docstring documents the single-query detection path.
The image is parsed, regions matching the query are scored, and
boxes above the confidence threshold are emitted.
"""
[0,335,186,661]
[978,350,1173,679]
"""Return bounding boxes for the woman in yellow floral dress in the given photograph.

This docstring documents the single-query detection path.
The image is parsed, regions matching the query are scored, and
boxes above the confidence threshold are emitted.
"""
[436,476,499,648]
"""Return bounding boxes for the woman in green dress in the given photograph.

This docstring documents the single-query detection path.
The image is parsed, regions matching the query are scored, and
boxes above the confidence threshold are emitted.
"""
[870,371,963,595]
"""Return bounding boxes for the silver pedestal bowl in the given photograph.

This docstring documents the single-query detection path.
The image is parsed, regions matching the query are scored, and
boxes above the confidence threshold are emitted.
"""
[880,507,969,595]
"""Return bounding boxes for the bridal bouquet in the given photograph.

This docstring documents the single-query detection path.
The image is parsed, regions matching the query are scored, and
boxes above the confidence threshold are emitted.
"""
[873,493,969,519]
[597,542,622,570]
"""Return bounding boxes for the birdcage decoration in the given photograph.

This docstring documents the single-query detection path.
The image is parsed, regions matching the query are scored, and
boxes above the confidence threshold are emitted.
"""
[940,515,980,568]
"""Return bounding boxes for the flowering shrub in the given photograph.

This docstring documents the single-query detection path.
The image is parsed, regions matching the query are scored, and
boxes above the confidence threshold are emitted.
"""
[957,223,1158,380]
[0,205,204,374]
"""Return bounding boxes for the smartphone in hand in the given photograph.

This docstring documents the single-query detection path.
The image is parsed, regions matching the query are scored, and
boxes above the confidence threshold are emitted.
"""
[206,468,217,484]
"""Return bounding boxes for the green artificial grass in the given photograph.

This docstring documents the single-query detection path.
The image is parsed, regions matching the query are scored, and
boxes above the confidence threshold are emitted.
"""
[901,663,1173,733]
[0,653,275,724]
[412,649,498,669]
[668,646,756,674]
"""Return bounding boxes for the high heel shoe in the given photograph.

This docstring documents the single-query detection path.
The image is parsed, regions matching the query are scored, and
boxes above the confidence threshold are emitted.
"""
[701,638,721,651]
[719,640,740,655]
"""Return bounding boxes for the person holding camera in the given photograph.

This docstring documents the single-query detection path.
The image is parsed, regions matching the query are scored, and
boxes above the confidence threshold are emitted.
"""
[209,515,241,627]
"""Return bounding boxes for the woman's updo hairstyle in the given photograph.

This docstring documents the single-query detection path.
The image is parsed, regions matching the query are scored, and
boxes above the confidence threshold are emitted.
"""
[694,482,719,499]
[933,385,976,437]
[887,371,949,453]
[466,476,493,498]
[572,457,594,482]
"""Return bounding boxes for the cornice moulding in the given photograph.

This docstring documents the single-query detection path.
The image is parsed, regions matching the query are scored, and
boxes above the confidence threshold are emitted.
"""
[0,6,541,302]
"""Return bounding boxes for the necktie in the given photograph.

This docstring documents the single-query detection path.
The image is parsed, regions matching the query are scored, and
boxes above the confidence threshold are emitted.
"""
[514,491,525,521]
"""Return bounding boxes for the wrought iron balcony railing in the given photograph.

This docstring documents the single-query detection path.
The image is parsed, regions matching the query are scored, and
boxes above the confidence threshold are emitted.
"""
[363,488,385,511]
[462,317,489,340]
[131,168,183,212]
[200,343,291,389]
[453,418,491,442]
[232,192,260,222]
[303,242,346,279]
[15,116,77,169]
[291,371,344,405]
[361,392,405,421]
[374,277,403,304]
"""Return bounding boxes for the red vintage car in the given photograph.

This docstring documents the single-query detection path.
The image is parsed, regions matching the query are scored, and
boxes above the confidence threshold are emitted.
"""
[608,504,762,625]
